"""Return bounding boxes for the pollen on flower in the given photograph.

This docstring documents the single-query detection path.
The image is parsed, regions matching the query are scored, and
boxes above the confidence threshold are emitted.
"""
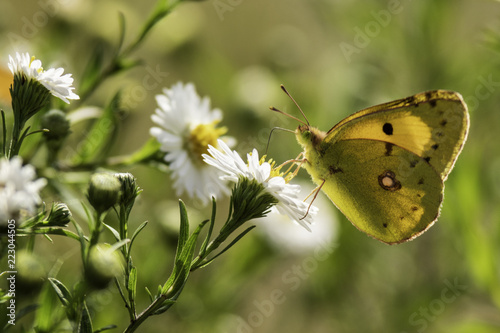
[31,56,43,74]
[188,121,227,164]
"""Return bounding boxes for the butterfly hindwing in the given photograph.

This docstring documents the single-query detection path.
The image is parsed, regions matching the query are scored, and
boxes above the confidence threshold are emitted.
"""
[305,139,443,244]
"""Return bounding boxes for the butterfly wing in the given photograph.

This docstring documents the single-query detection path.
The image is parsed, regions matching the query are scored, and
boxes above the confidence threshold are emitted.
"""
[299,90,468,244]
[311,139,443,244]
[326,90,469,181]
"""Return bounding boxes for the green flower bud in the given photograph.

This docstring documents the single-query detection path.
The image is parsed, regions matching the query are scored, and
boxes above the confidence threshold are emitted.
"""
[44,202,72,227]
[87,173,121,214]
[16,250,46,294]
[86,244,124,289]
[41,109,71,141]
[115,173,141,208]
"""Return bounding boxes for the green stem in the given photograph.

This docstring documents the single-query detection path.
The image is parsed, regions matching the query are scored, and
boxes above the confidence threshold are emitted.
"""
[89,211,103,249]
[123,295,167,333]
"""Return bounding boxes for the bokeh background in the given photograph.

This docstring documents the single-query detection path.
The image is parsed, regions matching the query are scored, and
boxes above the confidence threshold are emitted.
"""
[1,0,500,332]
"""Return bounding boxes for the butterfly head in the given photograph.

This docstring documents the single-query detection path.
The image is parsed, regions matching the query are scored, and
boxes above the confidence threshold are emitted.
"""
[296,125,326,151]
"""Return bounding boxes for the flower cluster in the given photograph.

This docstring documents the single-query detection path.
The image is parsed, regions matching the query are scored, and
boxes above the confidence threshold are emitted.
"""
[0,156,46,223]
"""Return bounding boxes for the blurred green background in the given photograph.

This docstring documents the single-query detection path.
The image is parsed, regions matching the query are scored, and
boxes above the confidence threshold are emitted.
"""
[1,0,500,332]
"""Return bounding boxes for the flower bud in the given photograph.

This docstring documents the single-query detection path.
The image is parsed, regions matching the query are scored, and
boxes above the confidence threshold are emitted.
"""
[85,244,124,289]
[16,250,46,294]
[41,109,71,141]
[45,202,72,227]
[115,173,141,207]
[87,173,121,214]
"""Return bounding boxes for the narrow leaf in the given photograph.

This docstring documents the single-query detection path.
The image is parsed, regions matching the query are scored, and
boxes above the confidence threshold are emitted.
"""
[195,226,256,270]
[199,197,217,256]
[95,325,118,333]
[162,219,208,295]
[72,217,88,267]
[178,200,189,251]
[48,278,72,307]
[71,92,121,165]
[102,222,121,241]
[77,302,93,333]
[127,266,138,301]
[1,110,6,156]
[129,221,148,252]
[152,300,176,315]
[18,227,84,242]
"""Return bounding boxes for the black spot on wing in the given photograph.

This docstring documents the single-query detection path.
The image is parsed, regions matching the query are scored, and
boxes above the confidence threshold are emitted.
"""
[431,143,439,150]
[424,156,431,163]
[418,178,424,185]
[383,123,393,135]
[440,119,447,127]
[385,142,393,156]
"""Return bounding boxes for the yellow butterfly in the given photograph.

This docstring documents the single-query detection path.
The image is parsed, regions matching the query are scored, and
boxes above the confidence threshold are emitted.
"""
[274,87,469,244]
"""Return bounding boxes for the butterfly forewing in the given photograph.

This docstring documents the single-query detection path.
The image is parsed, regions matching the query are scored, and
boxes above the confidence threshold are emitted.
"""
[325,90,469,180]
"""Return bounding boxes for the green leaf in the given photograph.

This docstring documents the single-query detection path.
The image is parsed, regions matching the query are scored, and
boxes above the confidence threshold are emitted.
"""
[77,302,93,333]
[117,12,126,53]
[161,201,190,294]
[114,276,128,307]
[111,137,162,166]
[1,109,6,156]
[17,227,84,242]
[127,266,137,301]
[48,278,72,307]
[199,197,217,256]
[129,221,148,253]
[145,287,154,303]
[15,304,39,323]
[95,325,118,333]
[178,200,190,252]
[194,226,256,270]
[152,300,176,315]
[79,45,105,99]
[34,283,62,331]
[71,92,121,165]
[18,206,46,228]
[103,222,121,241]
[162,219,208,296]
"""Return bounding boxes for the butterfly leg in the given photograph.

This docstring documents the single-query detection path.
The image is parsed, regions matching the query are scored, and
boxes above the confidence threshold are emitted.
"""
[300,179,326,220]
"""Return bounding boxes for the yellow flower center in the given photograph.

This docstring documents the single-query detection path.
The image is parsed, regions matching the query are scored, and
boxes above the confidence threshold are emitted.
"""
[188,121,227,164]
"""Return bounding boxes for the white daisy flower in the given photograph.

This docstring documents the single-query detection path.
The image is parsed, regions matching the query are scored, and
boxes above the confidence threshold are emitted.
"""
[255,180,338,254]
[8,52,79,104]
[0,156,47,223]
[203,139,317,230]
[150,82,234,205]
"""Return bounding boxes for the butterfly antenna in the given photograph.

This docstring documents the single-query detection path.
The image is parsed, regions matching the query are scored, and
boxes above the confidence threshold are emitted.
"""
[269,106,307,126]
[280,84,310,126]
[265,127,295,155]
